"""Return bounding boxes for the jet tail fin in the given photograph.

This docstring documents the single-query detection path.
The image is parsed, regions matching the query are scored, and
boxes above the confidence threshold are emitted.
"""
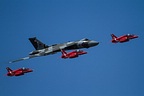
[61,49,67,56]
[29,37,49,50]
[111,34,117,39]
[6,67,12,72]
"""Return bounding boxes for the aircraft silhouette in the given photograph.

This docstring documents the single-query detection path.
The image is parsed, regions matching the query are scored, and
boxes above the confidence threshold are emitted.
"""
[10,38,99,63]
[111,34,138,43]
[61,49,87,59]
[6,67,33,76]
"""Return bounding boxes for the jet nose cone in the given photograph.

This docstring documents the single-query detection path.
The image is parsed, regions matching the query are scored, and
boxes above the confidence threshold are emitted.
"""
[27,69,33,72]
[89,41,99,47]
[134,35,138,38]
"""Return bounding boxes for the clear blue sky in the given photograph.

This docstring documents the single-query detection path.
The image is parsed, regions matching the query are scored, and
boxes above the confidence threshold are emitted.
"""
[0,0,144,96]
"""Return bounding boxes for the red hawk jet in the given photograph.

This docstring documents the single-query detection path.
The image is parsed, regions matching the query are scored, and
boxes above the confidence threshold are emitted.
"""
[6,67,33,76]
[61,49,87,59]
[111,34,138,43]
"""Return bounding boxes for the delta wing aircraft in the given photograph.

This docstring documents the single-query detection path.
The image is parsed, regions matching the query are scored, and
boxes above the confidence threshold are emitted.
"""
[9,37,99,63]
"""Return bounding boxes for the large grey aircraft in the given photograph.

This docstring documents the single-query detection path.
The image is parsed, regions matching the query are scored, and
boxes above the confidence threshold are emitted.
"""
[9,37,99,63]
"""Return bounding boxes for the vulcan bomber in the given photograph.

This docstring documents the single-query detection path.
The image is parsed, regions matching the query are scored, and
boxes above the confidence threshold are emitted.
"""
[9,37,99,63]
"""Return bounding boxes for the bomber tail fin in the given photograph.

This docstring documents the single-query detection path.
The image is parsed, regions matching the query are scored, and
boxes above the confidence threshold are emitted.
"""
[111,34,117,40]
[6,67,12,72]
[29,37,49,50]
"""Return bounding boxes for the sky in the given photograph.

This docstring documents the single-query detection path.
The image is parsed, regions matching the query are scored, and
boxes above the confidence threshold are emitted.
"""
[0,0,144,96]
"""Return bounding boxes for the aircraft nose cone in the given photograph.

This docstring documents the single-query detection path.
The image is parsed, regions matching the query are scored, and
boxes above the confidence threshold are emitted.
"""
[89,41,99,47]
[134,35,138,38]
[29,69,33,72]
[27,69,33,72]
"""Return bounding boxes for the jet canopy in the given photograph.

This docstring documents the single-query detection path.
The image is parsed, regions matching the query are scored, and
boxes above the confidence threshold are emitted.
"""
[80,38,90,41]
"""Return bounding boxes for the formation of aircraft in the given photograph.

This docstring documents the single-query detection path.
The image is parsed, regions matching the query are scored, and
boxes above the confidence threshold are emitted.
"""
[9,37,99,63]
[6,34,138,77]
[6,67,33,76]
[111,34,138,43]
[61,49,87,59]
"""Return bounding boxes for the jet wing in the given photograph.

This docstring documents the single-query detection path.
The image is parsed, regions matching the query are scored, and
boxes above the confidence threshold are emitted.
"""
[9,42,77,63]
[60,42,77,50]
[9,55,37,63]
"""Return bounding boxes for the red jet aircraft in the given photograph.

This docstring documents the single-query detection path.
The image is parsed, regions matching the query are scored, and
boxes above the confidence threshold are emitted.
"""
[61,49,87,59]
[6,67,33,76]
[111,34,138,43]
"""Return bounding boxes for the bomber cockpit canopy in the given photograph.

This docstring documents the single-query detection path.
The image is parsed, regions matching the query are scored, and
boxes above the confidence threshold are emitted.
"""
[80,38,90,41]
